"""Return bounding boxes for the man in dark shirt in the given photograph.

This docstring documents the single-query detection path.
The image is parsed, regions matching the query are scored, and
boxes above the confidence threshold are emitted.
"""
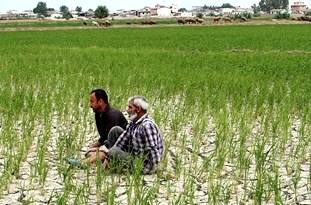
[86,89,128,156]
[66,89,128,166]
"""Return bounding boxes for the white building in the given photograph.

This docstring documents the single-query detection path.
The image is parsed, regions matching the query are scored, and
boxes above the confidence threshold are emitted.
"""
[50,13,63,18]
[233,8,254,15]
[220,8,236,16]
[180,12,193,17]
[157,7,171,16]
[291,1,307,14]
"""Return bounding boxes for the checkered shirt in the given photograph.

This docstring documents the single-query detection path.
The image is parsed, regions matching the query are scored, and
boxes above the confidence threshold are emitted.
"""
[114,114,164,173]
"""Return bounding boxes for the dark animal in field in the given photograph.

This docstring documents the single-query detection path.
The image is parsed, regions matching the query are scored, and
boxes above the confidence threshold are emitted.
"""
[142,20,156,25]
[185,18,196,24]
[224,17,232,23]
[82,21,87,26]
[195,18,204,24]
[297,16,311,22]
[296,17,302,21]
[98,20,111,27]
[177,19,185,24]
[213,17,221,23]
[303,16,311,21]
[126,22,131,25]
[104,20,111,27]
[240,17,247,22]
[91,21,99,27]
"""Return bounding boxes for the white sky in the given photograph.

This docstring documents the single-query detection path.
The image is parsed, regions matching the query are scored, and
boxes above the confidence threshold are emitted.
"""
[0,0,310,12]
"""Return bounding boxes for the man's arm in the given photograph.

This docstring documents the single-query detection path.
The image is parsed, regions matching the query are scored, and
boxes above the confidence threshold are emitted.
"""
[142,122,162,173]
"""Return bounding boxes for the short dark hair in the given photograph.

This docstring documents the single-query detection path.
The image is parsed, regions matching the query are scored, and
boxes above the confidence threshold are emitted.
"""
[90,89,108,104]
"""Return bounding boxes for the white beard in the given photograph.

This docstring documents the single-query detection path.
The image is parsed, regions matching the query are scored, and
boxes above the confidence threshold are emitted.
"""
[129,112,138,121]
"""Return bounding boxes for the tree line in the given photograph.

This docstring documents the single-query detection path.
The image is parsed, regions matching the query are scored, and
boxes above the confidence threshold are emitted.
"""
[33,1,109,18]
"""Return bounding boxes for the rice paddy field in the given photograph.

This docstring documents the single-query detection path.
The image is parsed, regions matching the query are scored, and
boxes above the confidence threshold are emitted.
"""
[0,24,310,204]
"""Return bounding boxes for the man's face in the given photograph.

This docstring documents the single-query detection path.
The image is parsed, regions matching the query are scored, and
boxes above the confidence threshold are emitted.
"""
[127,102,138,121]
[90,93,100,113]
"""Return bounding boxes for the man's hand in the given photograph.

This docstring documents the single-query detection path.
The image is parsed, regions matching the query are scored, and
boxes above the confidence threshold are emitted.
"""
[85,147,98,158]
[89,141,101,148]
[98,145,109,154]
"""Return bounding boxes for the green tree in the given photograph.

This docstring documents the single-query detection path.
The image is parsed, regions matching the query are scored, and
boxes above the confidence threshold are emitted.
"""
[251,4,260,14]
[281,0,289,9]
[75,6,82,13]
[221,3,234,8]
[178,8,187,12]
[95,5,109,18]
[259,0,289,12]
[60,5,69,14]
[33,1,48,17]
[60,5,72,19]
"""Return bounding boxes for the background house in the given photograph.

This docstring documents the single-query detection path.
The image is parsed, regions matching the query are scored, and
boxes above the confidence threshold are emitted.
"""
[291,1,307,14]
[155,4,172,17]
[220,8,236,16]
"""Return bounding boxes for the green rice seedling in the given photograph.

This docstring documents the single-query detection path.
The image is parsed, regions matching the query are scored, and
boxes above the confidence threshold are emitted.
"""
[309,154,311,192]
[207,178,222,205]
[183,173,196,204]
[73,183,89,205]
[254,131,268,205]
[105,175,117,205]
[269,163,283,204]
[95,152,104,203]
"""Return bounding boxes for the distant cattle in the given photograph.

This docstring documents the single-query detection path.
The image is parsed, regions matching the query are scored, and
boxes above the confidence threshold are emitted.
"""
[91,21,99,27]
[240,17,247,22]
[300,16,311,21]
[142,20,156,25]
[303,16,309,21]
[185,18,196,24]
[177,19,186,24]
[213,17,221,23]
[82,21,87,26]
[224,17,232,23]
[99,20,111,27]
[195,18,204,24]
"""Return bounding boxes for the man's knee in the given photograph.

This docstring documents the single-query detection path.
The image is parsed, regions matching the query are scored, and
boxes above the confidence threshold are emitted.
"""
[106,126,125,148]
[109,126,124,135]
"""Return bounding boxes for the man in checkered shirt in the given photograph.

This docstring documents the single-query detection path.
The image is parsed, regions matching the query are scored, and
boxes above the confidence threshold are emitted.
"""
[104,96,164,174]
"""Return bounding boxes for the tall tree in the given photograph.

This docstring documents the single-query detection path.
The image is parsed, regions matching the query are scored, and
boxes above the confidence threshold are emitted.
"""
[251,4,260,14]
[60,5,69,14]
[95,5,109,18]
[259,0,289,12]
[60,5,72,19]
[281,0,289,9]
[221,3,234,8]
[178,8,187,12]
[33,2,48,17]
[75,6,82,13]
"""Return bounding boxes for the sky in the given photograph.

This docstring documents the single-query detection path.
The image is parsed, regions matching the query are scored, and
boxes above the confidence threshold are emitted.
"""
[0,0,310,13]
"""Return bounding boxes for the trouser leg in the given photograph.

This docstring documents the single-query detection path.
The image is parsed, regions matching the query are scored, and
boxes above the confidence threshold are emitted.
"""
[104,126,125,149]
[108,146,132,172]
[109,146,131,160]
